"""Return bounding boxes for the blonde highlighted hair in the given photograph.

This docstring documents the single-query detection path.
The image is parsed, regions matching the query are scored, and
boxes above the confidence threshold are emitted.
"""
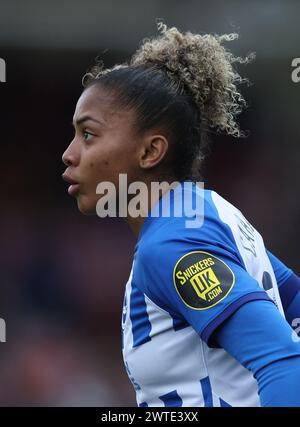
[82,21,254,179]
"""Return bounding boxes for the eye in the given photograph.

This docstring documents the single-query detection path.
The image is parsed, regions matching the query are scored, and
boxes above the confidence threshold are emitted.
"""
[83,130,95,141]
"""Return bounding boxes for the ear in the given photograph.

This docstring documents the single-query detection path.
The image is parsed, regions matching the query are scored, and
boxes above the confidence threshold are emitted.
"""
[139,134,169,170]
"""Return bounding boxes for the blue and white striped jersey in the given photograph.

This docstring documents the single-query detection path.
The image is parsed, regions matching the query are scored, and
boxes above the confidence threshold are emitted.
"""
[121,183,285,407]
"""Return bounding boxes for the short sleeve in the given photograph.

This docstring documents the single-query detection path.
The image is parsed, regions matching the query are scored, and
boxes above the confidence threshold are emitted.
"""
[138,236,274,347]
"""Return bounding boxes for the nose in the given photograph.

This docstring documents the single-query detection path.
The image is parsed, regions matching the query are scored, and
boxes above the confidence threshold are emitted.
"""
[62,151,71,166]
[62,139,79,167]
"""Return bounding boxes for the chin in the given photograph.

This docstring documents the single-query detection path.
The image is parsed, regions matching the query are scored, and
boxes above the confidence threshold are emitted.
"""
[77,196,97,216]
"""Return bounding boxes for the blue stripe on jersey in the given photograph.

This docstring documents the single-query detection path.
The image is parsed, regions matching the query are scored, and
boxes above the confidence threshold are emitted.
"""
[200,377,213,407]
[159,390,183,407]
[130,281,152,347]
[139,402,148,407]
[125,361,141,391]
[121,293,127,350]
[220,398,232,407]
[172,315,189,331]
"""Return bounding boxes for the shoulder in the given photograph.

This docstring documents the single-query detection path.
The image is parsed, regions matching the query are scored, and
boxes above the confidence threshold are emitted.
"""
[133,188,251,308]
[137,188,242,265]
[131,188,271,340]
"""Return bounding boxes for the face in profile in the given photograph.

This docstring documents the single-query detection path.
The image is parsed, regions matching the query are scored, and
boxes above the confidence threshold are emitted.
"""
[62,84,142,215]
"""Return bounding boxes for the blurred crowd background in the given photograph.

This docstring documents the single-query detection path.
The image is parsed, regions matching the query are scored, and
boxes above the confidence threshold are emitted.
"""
[0,0,299,406]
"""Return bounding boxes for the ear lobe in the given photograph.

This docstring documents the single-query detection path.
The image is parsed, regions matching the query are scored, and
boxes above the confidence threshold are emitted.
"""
[140,134,169,170]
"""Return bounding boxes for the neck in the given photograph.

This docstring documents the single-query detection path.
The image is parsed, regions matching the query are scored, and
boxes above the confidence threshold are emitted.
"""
[123,175,176,239]
[125,215,146,240]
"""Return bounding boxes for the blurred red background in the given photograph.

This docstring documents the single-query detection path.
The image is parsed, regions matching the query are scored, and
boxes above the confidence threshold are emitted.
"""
[0,0,299,406]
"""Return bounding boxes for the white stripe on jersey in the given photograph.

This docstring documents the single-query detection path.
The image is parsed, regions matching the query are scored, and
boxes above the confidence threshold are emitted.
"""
[211,191,285,316]
[122,276,261,406]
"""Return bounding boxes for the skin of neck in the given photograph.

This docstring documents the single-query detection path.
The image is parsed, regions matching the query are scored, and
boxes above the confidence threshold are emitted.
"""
[123,172,177,239]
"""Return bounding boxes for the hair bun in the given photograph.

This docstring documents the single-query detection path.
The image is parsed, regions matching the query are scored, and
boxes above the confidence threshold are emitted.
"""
[130,20,255,138]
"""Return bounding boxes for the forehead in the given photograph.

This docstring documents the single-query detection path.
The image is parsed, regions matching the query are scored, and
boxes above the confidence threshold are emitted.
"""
[74,84,134,128]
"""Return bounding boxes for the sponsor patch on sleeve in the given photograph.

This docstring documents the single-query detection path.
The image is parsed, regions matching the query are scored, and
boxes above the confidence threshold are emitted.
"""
[173,251,235,310]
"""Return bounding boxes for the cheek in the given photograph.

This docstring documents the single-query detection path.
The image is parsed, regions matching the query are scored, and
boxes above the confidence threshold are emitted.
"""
[83,157,112,188]
[82,138,134,184]
[88,159,109,171]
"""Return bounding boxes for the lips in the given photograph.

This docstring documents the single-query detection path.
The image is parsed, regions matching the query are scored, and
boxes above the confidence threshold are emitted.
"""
[62,173,80,196]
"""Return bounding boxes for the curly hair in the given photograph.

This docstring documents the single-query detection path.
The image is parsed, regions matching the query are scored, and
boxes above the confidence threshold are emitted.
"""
[82,20,254,180]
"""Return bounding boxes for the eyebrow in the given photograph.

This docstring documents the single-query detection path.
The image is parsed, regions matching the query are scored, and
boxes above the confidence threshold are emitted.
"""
[72,115,106,127]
